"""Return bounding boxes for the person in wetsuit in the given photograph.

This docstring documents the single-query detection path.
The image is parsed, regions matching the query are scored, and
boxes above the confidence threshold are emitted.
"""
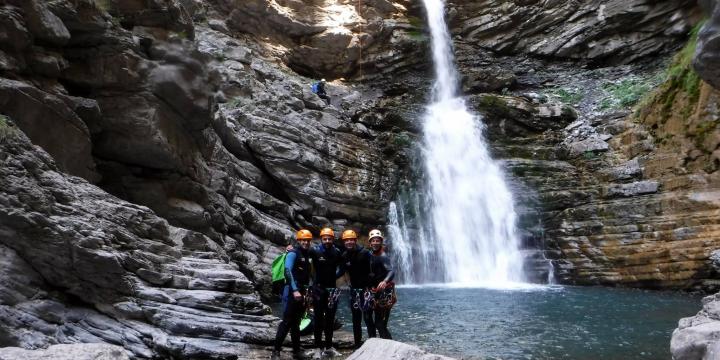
[307,227,343,359]
[368,229,396,339]
[272,229,313,360]
[316,79,330,105]
[339,229,375,349]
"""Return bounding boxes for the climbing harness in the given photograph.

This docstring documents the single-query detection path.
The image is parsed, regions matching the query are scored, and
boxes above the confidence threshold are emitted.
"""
[302,285,313,307]
[327,288,343,309]
[352,288,374,312]
[362,289,375,312]
[372,283,397,310]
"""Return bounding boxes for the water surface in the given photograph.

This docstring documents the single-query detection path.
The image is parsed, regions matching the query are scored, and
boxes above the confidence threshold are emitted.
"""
[336,286,700,359]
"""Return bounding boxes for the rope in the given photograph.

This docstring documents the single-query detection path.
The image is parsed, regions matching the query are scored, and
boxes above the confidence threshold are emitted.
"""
[357,0,363,79]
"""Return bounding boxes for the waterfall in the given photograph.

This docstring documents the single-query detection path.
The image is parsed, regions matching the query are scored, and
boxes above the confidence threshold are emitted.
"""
[390,0,525,286]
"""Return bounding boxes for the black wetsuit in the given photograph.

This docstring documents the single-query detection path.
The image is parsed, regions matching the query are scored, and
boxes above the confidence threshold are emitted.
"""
[369,249,395,339]
[341,245,374,348]
[316,81,330,104]
[274,247,311,353]
[309,244,343,349]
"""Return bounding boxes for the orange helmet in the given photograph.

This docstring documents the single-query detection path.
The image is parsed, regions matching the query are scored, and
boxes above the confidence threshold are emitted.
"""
[296,229,313,240]
[320,227,334,237]
[341,229,358,240]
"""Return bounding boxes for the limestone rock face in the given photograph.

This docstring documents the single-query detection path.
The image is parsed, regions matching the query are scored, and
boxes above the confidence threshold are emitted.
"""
[450,0,700,64]
[215,0,425,78]
[0,127,275,358]
[0,0,411,358]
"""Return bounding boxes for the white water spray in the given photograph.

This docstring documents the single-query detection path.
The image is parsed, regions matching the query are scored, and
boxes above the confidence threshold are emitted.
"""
[390,0,524,286]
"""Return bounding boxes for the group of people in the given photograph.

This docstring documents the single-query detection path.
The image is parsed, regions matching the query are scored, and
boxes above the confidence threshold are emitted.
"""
[271,228,396,360]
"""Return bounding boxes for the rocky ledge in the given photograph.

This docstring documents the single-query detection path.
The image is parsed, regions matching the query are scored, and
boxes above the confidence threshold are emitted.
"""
[0,343,130,360]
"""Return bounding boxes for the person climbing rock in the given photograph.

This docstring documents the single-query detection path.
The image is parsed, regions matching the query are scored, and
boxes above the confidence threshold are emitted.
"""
[271,229,313,360]
[312,79,330,105]
[307,227,344,359]
[368,229,396,340]
[339,229,375,349]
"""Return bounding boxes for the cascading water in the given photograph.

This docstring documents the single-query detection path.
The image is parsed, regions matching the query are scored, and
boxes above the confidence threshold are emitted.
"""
[389,0,525,286]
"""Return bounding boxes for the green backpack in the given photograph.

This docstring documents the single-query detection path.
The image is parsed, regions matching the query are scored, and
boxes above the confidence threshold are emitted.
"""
[271,253,288,293]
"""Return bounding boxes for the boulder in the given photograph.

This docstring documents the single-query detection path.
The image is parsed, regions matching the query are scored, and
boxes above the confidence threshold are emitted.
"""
[671,293,720,360]
[347,338,456,360]
[20,0,71,47]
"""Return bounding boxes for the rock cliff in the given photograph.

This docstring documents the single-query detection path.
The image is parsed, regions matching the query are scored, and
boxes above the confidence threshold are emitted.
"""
[0,0,718,358]
[0,0,413,358]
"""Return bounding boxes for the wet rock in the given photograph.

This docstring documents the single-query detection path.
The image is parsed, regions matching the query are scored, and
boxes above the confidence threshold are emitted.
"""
[672,293,720,360]
[347,338,456,360]
[471,94,577,138]
[694,0,720,89]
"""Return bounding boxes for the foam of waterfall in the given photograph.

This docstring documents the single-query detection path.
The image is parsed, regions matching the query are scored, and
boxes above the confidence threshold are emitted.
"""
[388,0,525,286]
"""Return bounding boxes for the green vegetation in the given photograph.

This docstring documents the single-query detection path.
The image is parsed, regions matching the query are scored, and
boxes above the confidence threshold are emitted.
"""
[226,97,243,108]
[599,21,706,116]
[0,115,17,142]
[476,94,513,114]
[547,88,583,105]
[393,132,412,147]
[598,76,660,110]
[658,21,705,119]
[693,119,719,149]
[408,16,424,29]
[93,0,112,13]
[582,150,597,160]
[406,16,428,41]
[174,30,189,40]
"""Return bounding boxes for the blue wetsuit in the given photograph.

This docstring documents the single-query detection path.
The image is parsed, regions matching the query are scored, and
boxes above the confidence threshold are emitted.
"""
[273,247,310,353]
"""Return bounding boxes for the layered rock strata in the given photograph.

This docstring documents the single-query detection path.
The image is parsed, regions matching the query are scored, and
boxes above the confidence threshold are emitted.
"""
[0,0,718,358]
[449,0,700,64]
[0,125,275,358]
[0,0,413,358]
